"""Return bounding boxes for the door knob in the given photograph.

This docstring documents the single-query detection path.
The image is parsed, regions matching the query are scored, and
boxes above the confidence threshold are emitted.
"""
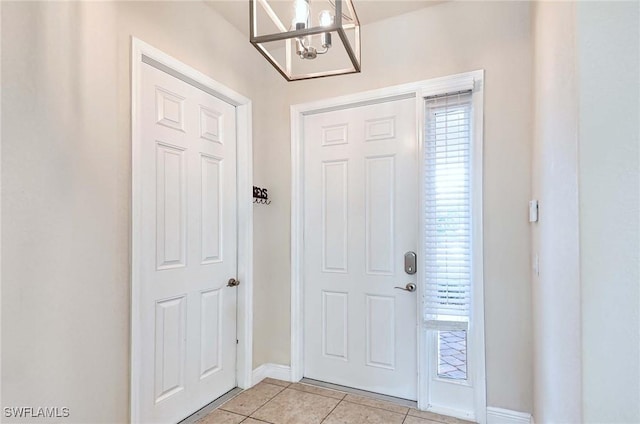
[227,278,240,287]
[394,283,416,292]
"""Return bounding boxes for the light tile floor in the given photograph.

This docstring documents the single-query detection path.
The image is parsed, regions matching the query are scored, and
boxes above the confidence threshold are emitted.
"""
[198,378,475,424]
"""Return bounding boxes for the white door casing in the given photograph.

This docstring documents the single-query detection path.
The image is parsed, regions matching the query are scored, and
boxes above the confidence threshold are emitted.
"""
[291,71,486,422]
[303,98,418,400]
[131,39,253,424]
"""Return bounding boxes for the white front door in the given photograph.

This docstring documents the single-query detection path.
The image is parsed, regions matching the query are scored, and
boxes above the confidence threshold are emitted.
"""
[303,98,418,400]
[138,62,238,423]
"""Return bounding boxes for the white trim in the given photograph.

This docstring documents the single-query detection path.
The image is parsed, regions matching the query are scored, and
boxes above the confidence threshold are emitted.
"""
[252,364,293,385]
[290,70,485,420]
[130,37,253,424]
[0,1,3,410]
[236,94,254,391]
[417,72,486,423]
[428,403,476,422]
[290,104,304,383]
[486,407,533,424]
[470,73,487,424]
[415,89,427,411]
[291,70,477,115]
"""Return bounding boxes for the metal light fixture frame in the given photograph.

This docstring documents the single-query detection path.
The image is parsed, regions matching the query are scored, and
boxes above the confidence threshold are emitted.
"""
[250,0,361,81]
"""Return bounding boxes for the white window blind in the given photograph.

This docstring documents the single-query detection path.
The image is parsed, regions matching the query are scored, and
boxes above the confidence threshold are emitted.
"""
[423,90,473,321]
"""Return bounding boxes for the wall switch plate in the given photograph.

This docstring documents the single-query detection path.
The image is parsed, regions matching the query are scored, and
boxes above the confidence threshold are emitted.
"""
[529,200,539,222]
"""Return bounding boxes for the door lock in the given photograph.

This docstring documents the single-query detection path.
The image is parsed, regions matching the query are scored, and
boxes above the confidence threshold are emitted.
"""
[227,278,240,287]
[404,251,417,275]
[394,283,417,292]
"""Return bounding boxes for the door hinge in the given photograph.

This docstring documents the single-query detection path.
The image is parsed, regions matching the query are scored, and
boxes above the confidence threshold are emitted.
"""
[236,339,239,344]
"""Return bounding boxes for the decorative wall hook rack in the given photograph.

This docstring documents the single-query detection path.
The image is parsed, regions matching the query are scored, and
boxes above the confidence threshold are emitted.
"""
[253,186,271,205]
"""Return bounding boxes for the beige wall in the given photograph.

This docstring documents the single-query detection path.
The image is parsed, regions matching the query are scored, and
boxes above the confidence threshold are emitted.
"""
[531,1,640,422]
[577,2,639,422]
[3,0,535,420]
[1,1,274,422]
[4,1,638,422]
[531,2,582,422]
[251,1,534,413]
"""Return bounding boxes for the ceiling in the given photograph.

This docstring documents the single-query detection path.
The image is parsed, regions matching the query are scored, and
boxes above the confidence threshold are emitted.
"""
[205,0,444,37]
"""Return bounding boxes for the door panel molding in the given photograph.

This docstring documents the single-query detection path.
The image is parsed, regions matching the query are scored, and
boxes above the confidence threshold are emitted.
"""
[131,37,253,423]
[290,71,486,423]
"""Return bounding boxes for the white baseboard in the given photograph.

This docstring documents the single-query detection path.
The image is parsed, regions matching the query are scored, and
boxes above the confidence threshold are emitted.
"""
[427,404,475,422]
[252,363,292,386]
[487,407,533,424]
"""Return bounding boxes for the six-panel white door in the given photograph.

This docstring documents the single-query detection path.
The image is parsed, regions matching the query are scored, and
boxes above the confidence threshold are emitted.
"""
[139,62,238,423]
[303,98,418,400]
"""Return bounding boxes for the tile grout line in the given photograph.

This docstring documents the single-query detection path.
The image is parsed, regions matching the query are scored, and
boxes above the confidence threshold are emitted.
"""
[220,383,286,418]
[251,381,412,420]
[319,395,345,424]
[288,382,410,416]
[286,383,348,402]
[340,399,409,417]
[246,384,287,421]
[212,380,468,424]
[241,417,272,424]
[301,378,417,409]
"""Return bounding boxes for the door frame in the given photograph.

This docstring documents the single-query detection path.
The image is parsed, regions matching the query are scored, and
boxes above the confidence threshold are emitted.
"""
[290,70,486,423]
[130,38,254,423]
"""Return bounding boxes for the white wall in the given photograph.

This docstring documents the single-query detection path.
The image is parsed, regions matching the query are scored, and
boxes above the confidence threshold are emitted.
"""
[577,2,640,422]
[3,0,537,419]
[5,2,637,422]
[1,2,276,422]
[531,2,582,422]
[531,1,640,422]
[251,1,535,414]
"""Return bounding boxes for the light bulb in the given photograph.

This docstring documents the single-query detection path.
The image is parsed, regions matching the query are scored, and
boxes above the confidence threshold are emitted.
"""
[318,10,333,49]
[292,0,309,29]
[319,10,333,27]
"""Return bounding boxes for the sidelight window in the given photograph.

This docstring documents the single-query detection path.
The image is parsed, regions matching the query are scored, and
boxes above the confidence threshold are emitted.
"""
[423,90,473,381]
